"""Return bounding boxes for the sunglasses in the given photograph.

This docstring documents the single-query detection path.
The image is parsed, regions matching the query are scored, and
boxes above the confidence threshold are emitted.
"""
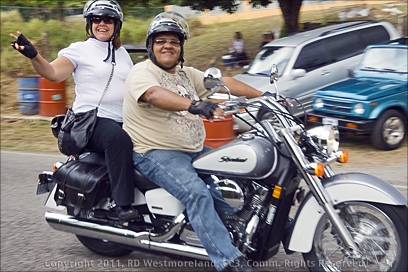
[154,39,181,47]
[91,16,115,24]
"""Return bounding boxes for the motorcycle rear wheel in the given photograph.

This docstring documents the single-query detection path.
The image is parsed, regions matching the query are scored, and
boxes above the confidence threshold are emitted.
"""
[302,202,407,272]
[67,207,133,257]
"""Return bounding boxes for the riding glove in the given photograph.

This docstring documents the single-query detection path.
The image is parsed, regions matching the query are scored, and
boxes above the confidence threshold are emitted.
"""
[11,33,38,59]
[188,100,218,119]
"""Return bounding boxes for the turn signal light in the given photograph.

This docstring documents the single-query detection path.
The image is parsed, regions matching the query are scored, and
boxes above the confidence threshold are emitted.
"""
[314,162,325,177]
[346,123,358,129]
[308,116,318,122]
[339,150,348,163]
[272,185,282,199]
[52,162,63,172]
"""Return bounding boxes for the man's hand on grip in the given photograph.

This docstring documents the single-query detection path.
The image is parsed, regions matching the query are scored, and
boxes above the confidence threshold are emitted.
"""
[188,100,219,120]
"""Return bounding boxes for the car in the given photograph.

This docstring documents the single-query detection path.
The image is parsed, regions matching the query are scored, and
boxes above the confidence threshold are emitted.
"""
[307,39,407,150]
[231,20,401,132]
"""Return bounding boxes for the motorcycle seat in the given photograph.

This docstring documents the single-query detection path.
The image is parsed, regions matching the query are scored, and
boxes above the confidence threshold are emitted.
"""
[78,152,159,191]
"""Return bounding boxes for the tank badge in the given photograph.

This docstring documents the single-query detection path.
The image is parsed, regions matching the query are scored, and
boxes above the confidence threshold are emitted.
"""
[219,156,248,163]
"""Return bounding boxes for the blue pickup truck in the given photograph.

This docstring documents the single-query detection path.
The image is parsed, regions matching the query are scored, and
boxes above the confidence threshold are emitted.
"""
[307,40,407,150]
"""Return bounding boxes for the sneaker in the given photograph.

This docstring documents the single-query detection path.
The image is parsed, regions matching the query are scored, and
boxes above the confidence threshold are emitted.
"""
[222,256,257,272]
[115,206,138,221]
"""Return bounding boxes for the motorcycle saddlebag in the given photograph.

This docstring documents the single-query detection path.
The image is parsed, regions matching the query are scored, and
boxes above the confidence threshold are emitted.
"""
[53,160,111,215]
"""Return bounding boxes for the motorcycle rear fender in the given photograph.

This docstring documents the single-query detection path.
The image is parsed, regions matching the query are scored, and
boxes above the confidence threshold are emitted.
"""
[287,172,407,253]
[45,184,65,211]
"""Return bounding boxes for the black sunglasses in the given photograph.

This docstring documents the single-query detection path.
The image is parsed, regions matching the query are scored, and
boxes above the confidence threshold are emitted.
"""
[91,16,115,24]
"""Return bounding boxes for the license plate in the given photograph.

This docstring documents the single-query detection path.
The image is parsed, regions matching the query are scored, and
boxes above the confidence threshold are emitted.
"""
[322,117,338,126]
[36,171,54,195]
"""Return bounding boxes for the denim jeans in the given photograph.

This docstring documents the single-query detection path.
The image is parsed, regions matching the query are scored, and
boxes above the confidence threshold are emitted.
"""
[132,147,243,271]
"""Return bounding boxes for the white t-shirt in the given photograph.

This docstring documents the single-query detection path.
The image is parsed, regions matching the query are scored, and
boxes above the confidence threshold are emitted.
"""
[232,39,244,53]
[123,60,211,153]
[58,38,133,122]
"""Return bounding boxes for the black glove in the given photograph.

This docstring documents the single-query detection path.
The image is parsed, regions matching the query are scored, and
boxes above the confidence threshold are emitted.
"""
[188,100,218,119]
[11,33,38,59]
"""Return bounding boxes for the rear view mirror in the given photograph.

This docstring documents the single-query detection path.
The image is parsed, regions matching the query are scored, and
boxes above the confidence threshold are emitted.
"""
[203,67,231,100]
[204,67,223,94]
[270,64,279,84]
[291,69,306,79]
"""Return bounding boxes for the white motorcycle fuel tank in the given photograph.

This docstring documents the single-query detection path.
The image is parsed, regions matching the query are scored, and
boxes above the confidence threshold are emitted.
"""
[193,135,278,179]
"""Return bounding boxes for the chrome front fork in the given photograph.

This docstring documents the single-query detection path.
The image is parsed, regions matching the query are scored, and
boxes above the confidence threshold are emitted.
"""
[280,128,361,257]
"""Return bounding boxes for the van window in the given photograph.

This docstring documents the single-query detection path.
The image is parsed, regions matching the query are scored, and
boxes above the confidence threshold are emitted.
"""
[246,46,294,75]
[293,40,330,72]
[358,26,390,47]
[325,32,365,61]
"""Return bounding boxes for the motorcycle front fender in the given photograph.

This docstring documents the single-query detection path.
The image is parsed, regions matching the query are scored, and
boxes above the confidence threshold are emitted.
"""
[287,172,407,253]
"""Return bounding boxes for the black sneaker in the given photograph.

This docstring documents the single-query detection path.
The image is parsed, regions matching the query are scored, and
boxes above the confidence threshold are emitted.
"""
[115,206,138,221]
[222,256,257,272]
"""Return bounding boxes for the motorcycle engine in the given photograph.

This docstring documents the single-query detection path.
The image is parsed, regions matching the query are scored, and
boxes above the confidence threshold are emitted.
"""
[214,177,246,211]
[179,178,248,247]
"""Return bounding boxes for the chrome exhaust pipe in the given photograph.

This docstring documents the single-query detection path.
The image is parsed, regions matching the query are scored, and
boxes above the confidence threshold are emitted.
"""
[45,211,209,260]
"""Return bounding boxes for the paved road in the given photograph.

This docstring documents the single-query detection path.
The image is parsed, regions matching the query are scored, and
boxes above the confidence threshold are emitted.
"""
[1,150,406,272]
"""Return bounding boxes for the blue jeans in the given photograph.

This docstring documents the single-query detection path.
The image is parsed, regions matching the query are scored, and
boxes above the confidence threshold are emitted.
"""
[132,148,243,271]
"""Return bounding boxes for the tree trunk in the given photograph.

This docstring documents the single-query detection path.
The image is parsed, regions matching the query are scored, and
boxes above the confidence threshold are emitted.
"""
[277,0,302,36]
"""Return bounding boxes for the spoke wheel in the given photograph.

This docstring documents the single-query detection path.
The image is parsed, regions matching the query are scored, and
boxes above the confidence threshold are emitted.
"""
[67,207,133,257]
[303,202,407,272]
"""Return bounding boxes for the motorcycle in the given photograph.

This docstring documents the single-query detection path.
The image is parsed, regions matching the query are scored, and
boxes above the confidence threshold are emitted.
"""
[37,66,407,271]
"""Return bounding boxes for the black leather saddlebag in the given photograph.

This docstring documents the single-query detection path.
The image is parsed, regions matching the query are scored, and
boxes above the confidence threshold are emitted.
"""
[53,160,111,215]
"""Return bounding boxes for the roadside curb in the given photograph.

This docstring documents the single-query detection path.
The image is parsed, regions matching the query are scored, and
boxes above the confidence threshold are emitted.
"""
[1,115,53,122]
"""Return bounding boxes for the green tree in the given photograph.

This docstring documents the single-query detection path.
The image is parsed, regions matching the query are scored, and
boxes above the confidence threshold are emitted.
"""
[176,0,303,35]
[0,0,304,34]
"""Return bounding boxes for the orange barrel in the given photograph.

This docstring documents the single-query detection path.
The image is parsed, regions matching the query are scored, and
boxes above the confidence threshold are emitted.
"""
[203,114,236,148]
[38,77,67,116]
[17,77,40,115]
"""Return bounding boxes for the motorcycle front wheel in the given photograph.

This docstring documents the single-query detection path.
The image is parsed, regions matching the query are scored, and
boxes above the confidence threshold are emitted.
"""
[67,207,133,257]
[302,202,407,272]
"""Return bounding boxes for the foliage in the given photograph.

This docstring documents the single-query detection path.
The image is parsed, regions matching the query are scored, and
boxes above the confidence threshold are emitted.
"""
[178,0,273,13]
[1,0,300,33]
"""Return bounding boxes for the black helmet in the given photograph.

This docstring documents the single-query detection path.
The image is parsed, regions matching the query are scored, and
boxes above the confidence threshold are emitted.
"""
[146,11,190,70]
[83,0,123,62]
[146,11,189,47]
[83,0,123,29]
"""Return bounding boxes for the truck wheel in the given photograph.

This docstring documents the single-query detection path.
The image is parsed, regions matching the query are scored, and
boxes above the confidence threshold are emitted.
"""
[371,110,406,150]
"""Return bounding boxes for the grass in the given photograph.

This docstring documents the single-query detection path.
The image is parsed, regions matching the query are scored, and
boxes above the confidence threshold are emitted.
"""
[1,118,59,153]
[1,2,407,152]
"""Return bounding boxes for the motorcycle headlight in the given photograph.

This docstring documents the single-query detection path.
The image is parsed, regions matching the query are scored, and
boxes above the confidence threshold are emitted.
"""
[314,98,324,109]
[307,125,340,155]
[353,103,365,115]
